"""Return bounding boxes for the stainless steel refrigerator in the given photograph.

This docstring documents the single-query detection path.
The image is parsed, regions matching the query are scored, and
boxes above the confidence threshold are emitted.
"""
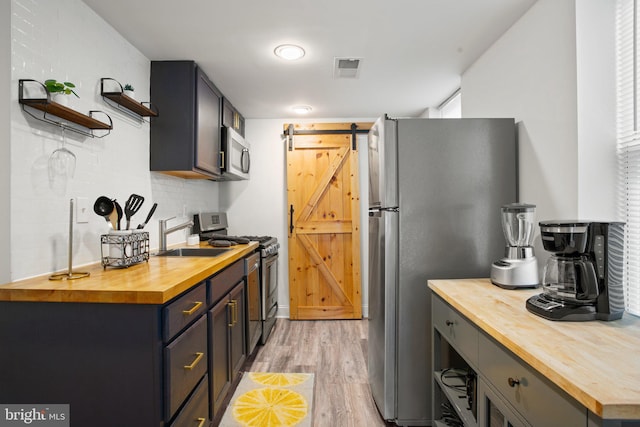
[367,115,517,426]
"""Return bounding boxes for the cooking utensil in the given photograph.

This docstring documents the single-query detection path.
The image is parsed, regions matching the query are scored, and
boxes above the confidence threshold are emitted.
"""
[114,200,123,230]
[137,203,157,229]
[93,196,115,229]
[124,194,145,230]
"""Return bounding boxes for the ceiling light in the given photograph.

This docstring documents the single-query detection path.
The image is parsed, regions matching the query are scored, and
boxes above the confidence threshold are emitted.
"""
[274,44,305,60]
[292,105,312,114]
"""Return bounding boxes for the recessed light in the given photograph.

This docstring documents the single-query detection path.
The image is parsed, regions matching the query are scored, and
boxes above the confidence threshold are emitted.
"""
[274,44,305,60]
[292,105,312,114]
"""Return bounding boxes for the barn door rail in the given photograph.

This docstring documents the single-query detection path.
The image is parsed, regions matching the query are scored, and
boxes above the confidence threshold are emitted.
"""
[283,123,369,151]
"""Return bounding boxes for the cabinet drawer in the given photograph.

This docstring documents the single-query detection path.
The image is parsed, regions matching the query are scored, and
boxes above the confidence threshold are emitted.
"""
[164,283,207,342]
[165,316,208,420]
[169,374,210,427]
[208,259,244,306]
[432,295,478,366]
[478,333,585,427]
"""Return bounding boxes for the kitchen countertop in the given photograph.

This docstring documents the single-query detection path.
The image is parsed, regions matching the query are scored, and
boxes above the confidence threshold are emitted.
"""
[0,241,258,305]
[428,278,640,420]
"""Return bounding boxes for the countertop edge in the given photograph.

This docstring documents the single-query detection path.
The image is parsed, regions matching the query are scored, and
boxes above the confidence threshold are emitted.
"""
[0,242,259,305]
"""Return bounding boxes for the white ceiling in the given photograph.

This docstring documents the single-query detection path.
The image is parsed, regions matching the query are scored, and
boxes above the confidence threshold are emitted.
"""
[81,0,536,119]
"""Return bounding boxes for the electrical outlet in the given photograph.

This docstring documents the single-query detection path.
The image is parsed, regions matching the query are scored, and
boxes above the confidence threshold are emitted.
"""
[76,197,89,223]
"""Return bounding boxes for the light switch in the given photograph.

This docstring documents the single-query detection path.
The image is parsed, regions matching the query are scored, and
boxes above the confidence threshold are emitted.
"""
[76,197,89,223]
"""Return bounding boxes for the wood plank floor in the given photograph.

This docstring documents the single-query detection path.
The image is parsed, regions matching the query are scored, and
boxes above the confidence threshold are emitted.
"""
[243,318,393,427]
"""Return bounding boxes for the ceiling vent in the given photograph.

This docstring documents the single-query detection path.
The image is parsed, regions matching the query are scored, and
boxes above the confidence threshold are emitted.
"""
[334,57,363,79]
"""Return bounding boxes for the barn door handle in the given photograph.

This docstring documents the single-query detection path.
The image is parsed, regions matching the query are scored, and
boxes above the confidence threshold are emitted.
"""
[289,204,295,234]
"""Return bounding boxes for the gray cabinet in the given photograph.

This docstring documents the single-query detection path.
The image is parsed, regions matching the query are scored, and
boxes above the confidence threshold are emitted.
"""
[207,259,247,419]
[150,60,222,179]
[432,293,588,427]
[0,258,252,427]
[222,97,245,137]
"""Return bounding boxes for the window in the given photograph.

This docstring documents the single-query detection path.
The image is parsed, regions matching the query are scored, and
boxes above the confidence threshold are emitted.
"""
[616,0,640,315]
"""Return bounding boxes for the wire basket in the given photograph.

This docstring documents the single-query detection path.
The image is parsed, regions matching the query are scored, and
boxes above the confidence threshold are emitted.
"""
[101,231,149,268]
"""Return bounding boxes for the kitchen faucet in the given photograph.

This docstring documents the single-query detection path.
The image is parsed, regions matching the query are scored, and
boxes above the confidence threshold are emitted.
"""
[159,216,194,251]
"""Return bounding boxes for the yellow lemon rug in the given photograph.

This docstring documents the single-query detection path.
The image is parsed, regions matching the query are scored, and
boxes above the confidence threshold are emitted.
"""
[219,372,314,427]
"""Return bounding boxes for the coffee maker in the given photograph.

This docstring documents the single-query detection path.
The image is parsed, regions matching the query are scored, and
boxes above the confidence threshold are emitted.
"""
[526,221,625,321]
[490,203,539,289]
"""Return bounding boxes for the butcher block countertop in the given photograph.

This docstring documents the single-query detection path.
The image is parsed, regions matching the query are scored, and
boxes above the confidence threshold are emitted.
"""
[0,242,258,305]
[428,278,640,420]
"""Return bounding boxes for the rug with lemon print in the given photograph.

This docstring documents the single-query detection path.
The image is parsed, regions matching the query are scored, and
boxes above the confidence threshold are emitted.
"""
[220,372,314,427]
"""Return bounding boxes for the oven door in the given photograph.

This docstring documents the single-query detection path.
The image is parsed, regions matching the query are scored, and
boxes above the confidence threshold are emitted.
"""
[261,253,278,321]
[221,126,250,180]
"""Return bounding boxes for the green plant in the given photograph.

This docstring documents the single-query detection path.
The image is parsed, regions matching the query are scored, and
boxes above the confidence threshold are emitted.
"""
[44,79,79,98]
[123,83,134,91]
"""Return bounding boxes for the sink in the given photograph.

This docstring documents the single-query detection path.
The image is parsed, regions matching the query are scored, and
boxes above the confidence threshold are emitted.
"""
[156,247,231,257]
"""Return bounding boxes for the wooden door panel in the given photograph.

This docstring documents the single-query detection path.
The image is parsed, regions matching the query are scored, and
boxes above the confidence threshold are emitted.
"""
[286,123,369,320]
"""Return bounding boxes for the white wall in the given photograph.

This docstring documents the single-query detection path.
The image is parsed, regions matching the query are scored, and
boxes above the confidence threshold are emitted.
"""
[220,119,373,318]
[461,0,617,267]
[1,1,11,283]
[9,0,219,281]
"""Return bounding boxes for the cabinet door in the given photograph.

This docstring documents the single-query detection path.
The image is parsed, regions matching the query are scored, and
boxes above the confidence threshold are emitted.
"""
[195,67,222,176]
[208,296,231,417]
[229,281,247,382]
[477,378,528,427]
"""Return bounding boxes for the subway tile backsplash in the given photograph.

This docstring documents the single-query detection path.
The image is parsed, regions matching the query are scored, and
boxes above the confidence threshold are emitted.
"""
[10,0,219,280]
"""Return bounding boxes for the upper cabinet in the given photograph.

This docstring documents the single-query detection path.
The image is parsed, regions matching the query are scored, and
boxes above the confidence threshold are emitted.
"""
[222,98,245,138]
[150,61,222,179]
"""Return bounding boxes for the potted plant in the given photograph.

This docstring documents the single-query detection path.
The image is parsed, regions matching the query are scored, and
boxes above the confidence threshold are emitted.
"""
[123,83,135,99]
[44,79,79,106]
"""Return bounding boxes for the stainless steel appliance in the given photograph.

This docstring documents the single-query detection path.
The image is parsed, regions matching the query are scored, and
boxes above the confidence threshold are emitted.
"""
[219,126,250,181]
[246,236,280,344]
[245,252,262,355]
[526,221,625,321]
[368,115,517,425]
[193,212,280,345]
[490,203,539,288]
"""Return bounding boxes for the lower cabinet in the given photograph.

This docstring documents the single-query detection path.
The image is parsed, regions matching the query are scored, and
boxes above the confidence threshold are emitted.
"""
[432,293,587,427]
[207,260,247,419]
[0,257,251,427]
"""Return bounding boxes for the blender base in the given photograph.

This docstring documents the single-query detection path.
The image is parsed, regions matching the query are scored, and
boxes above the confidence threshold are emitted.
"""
[526,294,596,321]
[490,257,539,289]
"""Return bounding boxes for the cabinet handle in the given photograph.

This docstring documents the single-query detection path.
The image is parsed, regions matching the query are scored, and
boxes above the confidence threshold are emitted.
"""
[232,299,238,325]
[508,377,520,387]
[445,320,454,326]
[220,150,225,168]
[196,418,206,427]
[227,300,236,327]
[183,352,204,370]
[182,301,203,316]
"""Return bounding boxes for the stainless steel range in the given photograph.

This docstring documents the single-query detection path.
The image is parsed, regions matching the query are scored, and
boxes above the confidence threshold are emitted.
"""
[193,212,280,347]
[239,236,279,345]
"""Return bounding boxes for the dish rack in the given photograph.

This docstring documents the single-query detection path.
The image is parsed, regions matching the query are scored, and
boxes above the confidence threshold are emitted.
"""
[101,231,149,268]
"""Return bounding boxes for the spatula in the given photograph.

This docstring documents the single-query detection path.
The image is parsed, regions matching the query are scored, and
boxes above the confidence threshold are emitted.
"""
[124,194,145,230]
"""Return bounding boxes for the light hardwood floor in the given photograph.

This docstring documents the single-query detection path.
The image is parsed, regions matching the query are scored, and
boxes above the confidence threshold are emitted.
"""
[244,318,393,427]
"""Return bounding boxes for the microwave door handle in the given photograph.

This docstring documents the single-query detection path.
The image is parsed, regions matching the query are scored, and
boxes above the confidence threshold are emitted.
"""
[241,148,250,173]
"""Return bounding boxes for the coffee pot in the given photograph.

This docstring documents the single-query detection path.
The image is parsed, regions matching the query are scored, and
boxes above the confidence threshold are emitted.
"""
[542,256,598,304]
[526,221,625,321]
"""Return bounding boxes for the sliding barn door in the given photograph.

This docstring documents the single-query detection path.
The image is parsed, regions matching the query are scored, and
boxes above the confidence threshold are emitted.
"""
[285,122,370,320]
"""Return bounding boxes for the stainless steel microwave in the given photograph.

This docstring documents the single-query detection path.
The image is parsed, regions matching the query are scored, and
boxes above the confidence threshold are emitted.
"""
[220,126,250,180]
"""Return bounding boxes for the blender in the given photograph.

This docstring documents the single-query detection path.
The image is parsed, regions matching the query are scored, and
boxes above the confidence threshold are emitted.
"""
[490,203,539,289]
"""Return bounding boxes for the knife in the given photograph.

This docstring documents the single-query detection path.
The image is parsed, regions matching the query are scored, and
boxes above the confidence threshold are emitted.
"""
[137,203,158,229]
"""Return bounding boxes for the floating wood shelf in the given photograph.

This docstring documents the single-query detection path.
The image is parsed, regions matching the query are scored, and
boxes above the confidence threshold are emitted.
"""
[100,78,158,119]
[18,79,112,138]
